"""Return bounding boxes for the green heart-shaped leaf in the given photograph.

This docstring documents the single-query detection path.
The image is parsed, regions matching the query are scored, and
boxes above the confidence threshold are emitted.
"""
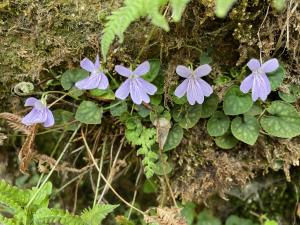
[223,86,253,115]
[260,101,300,138]
[53,110,78,131]
[244,103,263,116]
[278,84,300,103]
[199,94,219,118]
[75,101,103,124]
[231,115,259,145]
[61,68,88,90]
[207,111,230,137]
[214,133,238,150]
[110,101,127,117]
[268,65,285,90]
[163,124,184,151]
[173,105,202,129]
[143,59,161,82]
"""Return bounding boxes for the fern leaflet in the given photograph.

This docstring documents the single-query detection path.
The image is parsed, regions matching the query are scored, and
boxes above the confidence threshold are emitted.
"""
[33,208,85,225]
[80,204,118,225]
[101,0,190,60]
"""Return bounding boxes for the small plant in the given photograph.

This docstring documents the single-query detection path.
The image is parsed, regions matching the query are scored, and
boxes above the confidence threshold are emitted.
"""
[0,180,117,225]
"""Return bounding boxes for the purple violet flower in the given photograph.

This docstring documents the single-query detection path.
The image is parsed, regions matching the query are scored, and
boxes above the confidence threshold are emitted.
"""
[21,97,54,127]
[115,61,157,105]
[240,58,279,101]
[75,55,109,90]
[174,64,213,105]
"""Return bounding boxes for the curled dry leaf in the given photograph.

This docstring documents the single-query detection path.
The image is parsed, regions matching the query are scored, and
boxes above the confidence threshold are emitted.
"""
[0,132,7,146]
[154,118,171,150]
[0,113,31,135]
[144,207,187,225]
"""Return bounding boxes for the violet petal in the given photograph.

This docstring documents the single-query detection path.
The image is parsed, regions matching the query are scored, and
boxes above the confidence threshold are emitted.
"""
[174,79,189,98]
[197,78,213,97]
[134,61,150,76]
[97,73,109,90]
[261,58,279,73]
[247,59,261,71]
[43,108,55,127]
[80,58,95,72]
[24,97,39,107]
[194,64,212,77]
[176,65,192,78]
[75,73,101,90]
[136,78,157,95]
[115,65,132,77]
[115,79,130,100]
[240,74,254,94]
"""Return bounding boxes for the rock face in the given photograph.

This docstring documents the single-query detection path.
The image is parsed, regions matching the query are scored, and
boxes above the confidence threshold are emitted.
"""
[0,0,103,84]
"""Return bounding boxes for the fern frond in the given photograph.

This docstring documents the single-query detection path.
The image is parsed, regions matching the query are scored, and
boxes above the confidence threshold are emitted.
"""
[29,182,52,207]
[0,214,17,225]
[136,128,158,178]
[101,0,168,60]
[0,180,31,209]
[170,0,191,21]
[33,208,85,225]
[80,204,118,225]
[0,113,30,135]
[101,0,191,60]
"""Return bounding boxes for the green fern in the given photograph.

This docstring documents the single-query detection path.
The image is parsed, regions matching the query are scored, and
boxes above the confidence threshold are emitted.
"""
[0,214,17,225]
[170,0,190,21]
[0,180,31,207]
[0,180,117,225]
[33,208,85,225]
[124,117,158,178]
[136,127,158,178]
[80,204,118,225]
[101,0,190,60]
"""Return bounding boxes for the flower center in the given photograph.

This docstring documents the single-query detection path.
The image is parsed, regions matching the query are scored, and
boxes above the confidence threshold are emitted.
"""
[253,68,263,76]
[129,74,137,79]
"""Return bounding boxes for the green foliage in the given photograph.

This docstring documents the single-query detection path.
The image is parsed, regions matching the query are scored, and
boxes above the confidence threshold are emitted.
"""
[264,220,278,225]
[143,179,158,193]
[0,215,17,225]
[215,0,237,18]
[279,84,300,103]
[0,180,117,225]
[61,68,88,98]
[260,101,300,138]
[53,109,78,131]
[75,101,103,124]
[143,59,161,82]
[110,101,128,117]
[181,202,196,225]
[163,124,184,151]
[223,86,253,115]
[33,208,85,225]
[90,88,116,100]
[136,128,158,178]
[173,94,218,129]
[244,104,263,116]
[170,0,191,22]
[214,133,238,149]
[207,111,230,137]
[80,204,118,225]
[225,215,258,225]
[231,115,260,145]
[272,0,286,10]
[101,0,190,59]
[197,210,221,225]
[125,118,158,178]
[268,66,285,91]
